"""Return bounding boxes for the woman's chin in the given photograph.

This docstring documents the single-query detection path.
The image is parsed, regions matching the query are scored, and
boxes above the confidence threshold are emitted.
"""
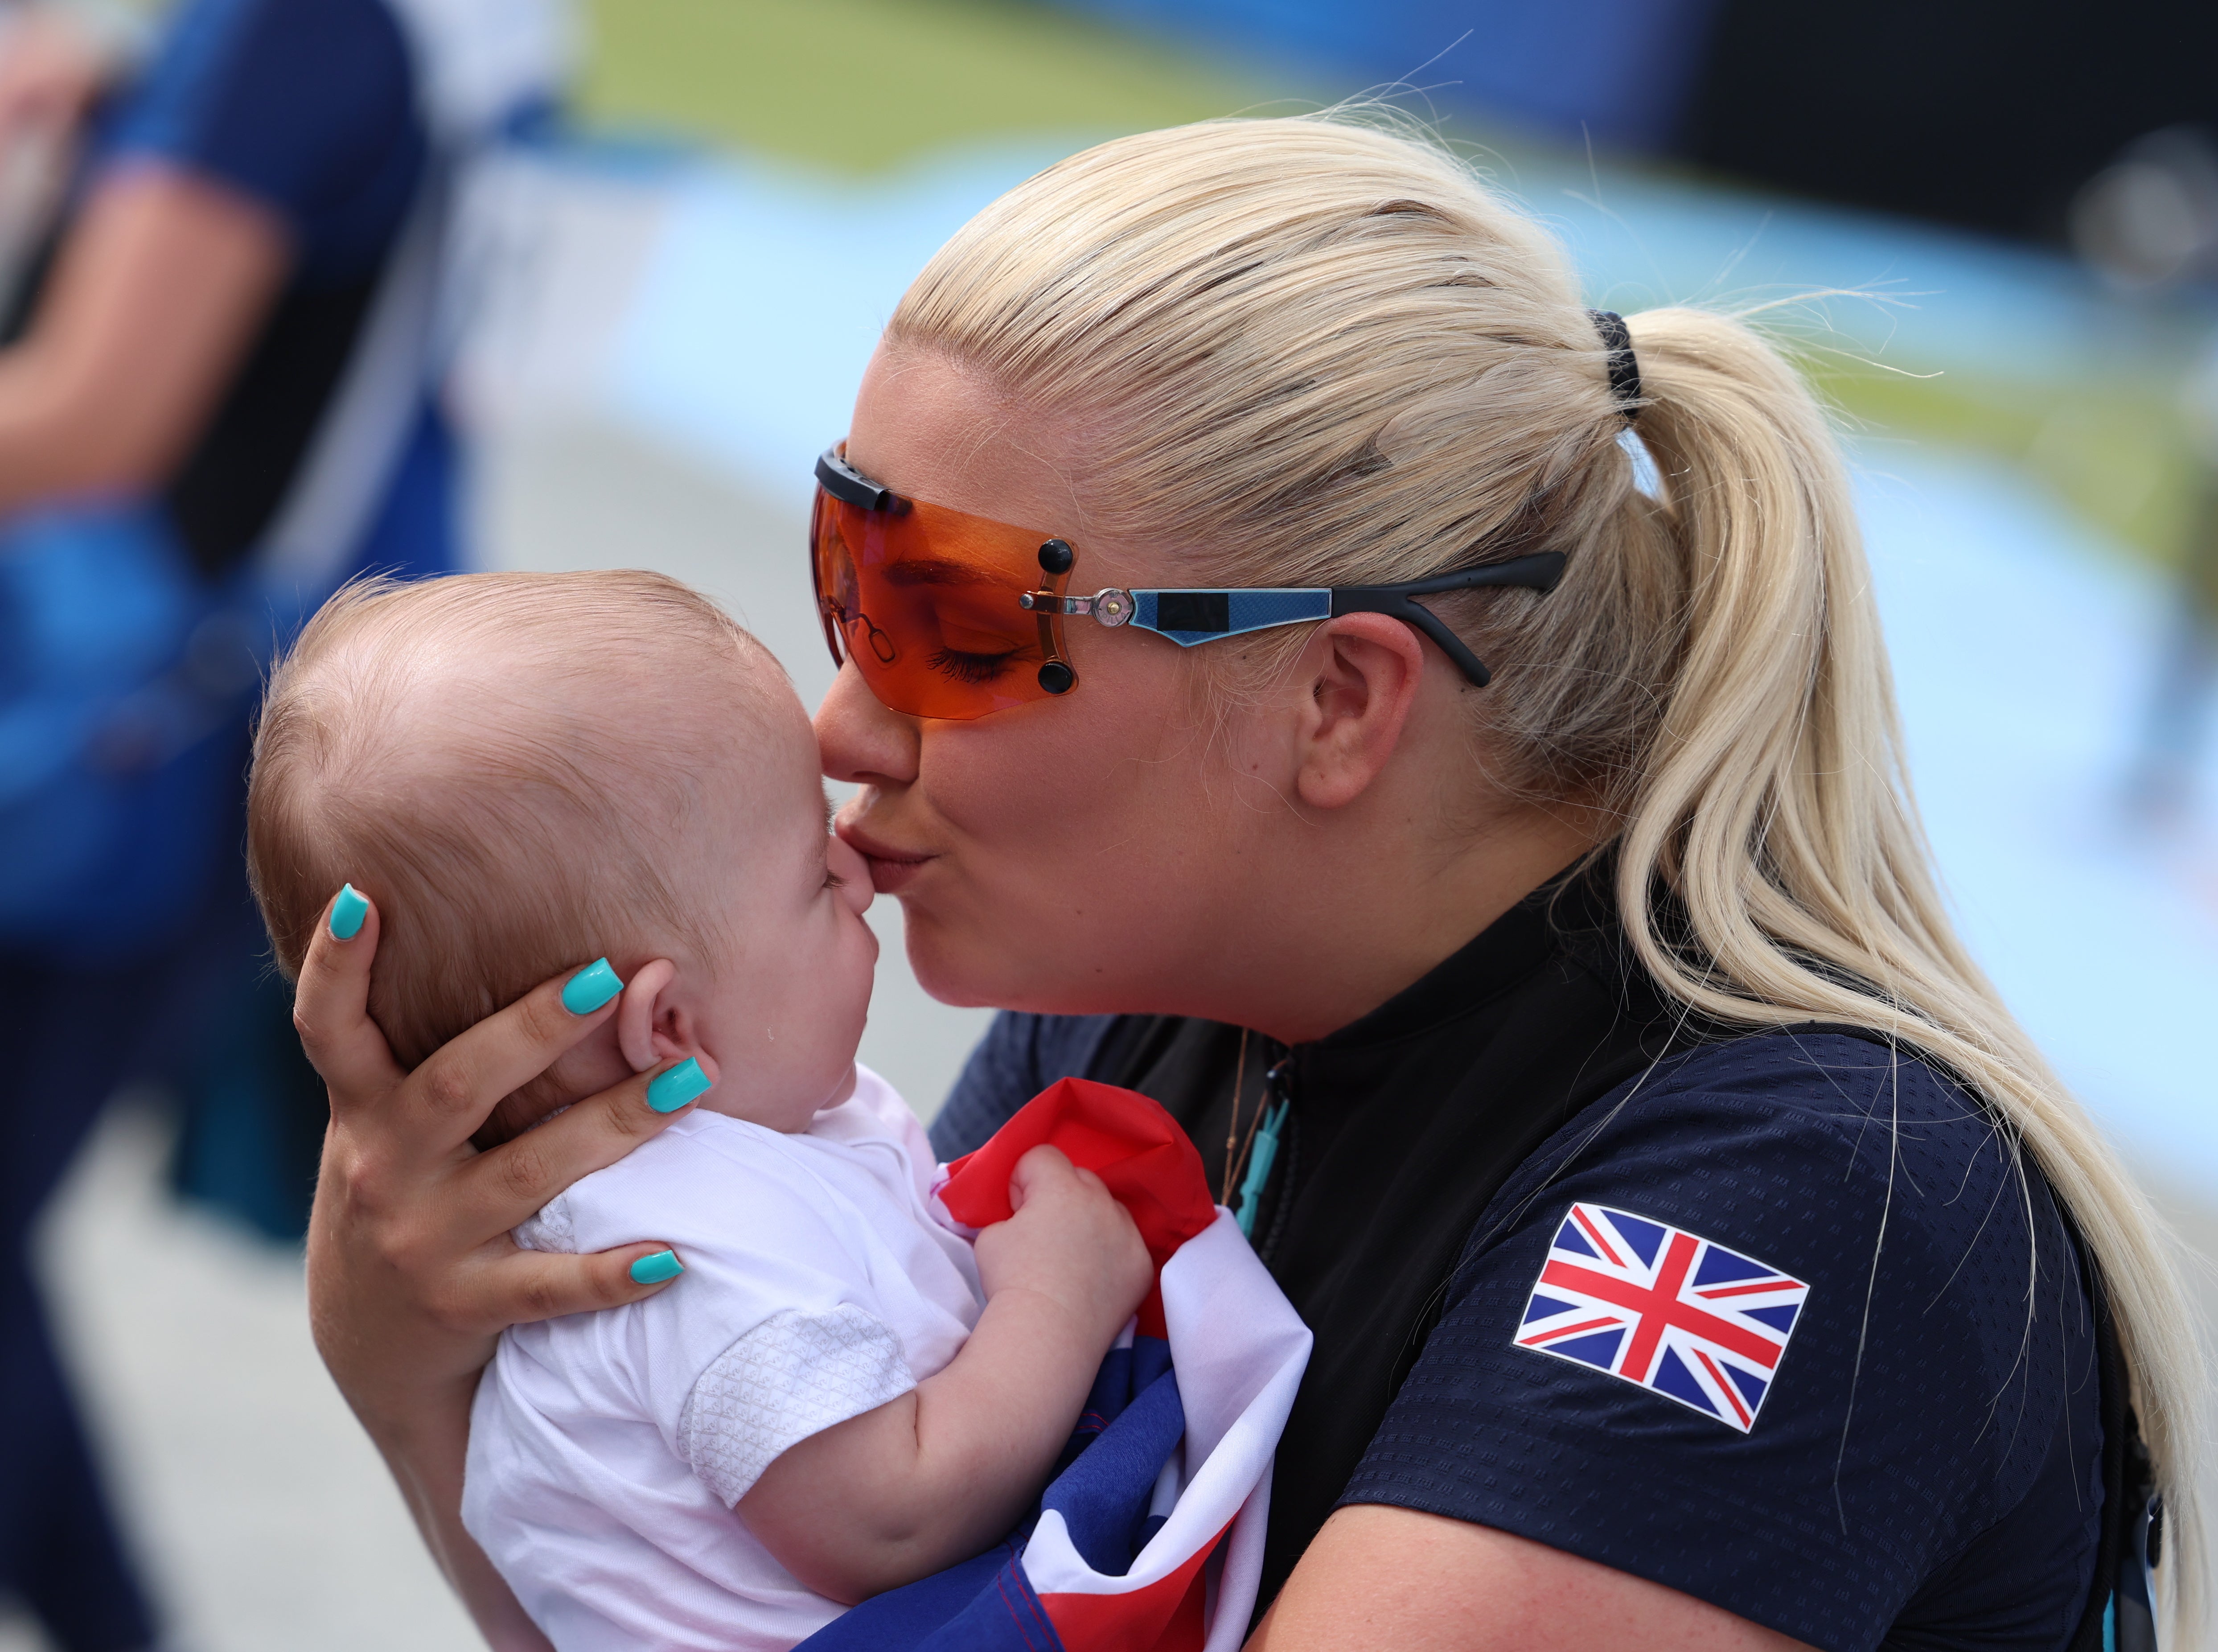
[903,920,1025,1012]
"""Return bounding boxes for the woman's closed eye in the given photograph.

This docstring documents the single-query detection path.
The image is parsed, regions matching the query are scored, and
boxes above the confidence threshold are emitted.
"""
[926,647,1020,685]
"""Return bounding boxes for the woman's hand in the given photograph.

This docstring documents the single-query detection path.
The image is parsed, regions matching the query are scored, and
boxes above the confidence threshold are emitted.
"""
[293,888,699,1648]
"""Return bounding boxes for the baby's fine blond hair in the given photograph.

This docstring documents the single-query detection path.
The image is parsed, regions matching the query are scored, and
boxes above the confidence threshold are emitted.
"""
[249,569,781,1081]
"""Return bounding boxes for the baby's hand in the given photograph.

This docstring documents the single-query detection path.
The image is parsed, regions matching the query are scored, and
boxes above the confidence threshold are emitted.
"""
[744,1148,1154,1599]
[973,1145,1152,1345]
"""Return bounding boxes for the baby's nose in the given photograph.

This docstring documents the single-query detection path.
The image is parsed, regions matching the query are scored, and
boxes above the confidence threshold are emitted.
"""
[827,832,875,915]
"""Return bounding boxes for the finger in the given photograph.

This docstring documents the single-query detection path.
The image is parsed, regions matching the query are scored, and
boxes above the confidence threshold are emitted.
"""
[463,1240,686,1331]
[447,1056,702,1238]
[1007,1144,1077,1212]
[397,957,627,1148]
[292,884,405,1116]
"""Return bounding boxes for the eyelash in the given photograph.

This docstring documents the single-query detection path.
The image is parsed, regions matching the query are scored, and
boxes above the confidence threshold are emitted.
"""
[927,647,1018,685]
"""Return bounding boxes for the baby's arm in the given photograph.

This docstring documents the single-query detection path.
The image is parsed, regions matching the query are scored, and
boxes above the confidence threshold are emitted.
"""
[739,1145,1153,1604]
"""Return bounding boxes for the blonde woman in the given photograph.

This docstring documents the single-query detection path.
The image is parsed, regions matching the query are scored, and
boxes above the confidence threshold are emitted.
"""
[290,116,2199,1651]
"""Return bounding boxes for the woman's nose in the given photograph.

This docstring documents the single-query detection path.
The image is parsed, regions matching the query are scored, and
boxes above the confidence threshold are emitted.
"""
[814,660,920,788]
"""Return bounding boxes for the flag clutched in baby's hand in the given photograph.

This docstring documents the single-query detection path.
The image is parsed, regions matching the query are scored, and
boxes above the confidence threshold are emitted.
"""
[800,1079,1312,1652]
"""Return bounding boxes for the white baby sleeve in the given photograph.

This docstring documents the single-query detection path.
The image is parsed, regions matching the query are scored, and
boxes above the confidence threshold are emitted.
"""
[675,1303,917,1507]
[512,1195,573,1253]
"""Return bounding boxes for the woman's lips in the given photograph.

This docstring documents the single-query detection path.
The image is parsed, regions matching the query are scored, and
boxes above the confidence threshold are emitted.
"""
[838,825,933,894]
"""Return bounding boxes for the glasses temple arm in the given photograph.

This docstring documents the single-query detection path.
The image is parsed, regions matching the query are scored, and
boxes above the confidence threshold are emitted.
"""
[1327,551,1567,688]
[1323,593,1494,686]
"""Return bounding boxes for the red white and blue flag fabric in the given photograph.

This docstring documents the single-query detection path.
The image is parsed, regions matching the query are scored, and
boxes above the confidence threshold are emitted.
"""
[799,1080,1312,1652]
[1514,1202,1809,1434]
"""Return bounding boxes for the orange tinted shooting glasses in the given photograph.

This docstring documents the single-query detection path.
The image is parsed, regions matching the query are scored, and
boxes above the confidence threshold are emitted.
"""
[810,444,1080,720]
[810,445,1569,721]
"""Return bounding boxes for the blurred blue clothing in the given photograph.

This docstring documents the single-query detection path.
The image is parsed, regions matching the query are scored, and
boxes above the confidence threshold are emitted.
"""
[0,1,487,1644]
[107,0,427,280]
[930,1012,1121,1161]
[101,0,458,600]
[0,0,458,964]
[1047,0,1725,152]
[0,942,227,1652]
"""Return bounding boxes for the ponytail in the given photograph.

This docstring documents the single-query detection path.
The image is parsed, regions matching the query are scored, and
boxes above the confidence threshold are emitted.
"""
[1619,306,2207,1636]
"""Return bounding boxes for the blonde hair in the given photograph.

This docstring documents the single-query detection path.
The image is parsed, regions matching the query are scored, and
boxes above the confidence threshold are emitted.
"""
[891,114,2205,1627]
[249,570,779,1122]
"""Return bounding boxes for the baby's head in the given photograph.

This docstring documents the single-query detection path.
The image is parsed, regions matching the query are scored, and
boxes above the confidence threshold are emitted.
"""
[249,570,878,1142]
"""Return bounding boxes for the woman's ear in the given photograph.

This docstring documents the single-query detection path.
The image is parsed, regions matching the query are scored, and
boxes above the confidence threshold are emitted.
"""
[615,959,680,1073]
[1291,612,1426,810]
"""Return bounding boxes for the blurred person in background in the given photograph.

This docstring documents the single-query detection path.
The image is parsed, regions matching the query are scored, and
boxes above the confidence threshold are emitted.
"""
[2136,337,2218,826]
[2071,125,2218,827]
[0,0,568,1647]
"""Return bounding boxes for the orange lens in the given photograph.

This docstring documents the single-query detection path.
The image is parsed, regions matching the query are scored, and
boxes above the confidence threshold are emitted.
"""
[810,486,1074,720]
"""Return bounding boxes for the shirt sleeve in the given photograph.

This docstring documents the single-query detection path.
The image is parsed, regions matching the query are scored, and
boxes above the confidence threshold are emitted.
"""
[537,1120,975,1512]
[676,1304,915,1506]
[929,1011,1121,1159]
[101,0,424,276]
[1337,1036,2099,1652]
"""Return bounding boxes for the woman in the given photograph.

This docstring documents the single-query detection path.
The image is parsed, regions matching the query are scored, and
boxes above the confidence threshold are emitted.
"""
[290,117,2202,1650]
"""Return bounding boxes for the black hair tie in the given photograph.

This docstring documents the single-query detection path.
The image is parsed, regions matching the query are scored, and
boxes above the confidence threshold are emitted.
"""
[1587,308,1641,423]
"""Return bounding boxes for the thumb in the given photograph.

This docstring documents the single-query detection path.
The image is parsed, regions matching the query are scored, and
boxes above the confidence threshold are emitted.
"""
[1006,1143,1076,1213]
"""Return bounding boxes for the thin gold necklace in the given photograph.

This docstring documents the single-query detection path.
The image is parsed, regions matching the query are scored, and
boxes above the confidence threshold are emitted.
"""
[1220,1026,1250,1207]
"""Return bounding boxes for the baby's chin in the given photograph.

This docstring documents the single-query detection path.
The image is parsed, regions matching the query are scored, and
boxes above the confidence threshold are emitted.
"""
[813,1063,860,1114]
[687,1061,858,1134]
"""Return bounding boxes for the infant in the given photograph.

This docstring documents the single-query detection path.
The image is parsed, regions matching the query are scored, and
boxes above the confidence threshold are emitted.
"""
[247,570,1150,1652]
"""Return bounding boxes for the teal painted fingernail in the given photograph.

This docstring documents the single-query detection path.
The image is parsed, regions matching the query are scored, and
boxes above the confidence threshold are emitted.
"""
[561,958,622,1015]
[329,884,368,941]
[647,1057,711,1113]
[629,1250,683,1285]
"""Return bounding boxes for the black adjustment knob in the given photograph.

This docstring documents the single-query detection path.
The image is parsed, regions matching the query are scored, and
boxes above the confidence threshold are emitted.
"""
[1037,660,1076,694]
[1038,538,1074,575]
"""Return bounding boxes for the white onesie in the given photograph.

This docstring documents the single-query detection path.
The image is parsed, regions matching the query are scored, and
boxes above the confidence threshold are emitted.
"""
[462,1066,983,1652]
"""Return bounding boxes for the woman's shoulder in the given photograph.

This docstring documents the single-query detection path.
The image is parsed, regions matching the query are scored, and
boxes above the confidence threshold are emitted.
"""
[1502,1027,2038,1244]
[1474,1028,2076,1367]
[1347,1025,2100,1649]
[930,1011,1124,1159]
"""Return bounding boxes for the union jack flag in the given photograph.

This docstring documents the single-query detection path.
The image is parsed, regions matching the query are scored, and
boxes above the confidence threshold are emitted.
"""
[1514,1202,1809,1434]
[805,1079,1310,1652]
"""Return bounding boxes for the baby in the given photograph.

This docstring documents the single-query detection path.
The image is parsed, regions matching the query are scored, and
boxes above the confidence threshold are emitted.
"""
[247,570,1151,1652]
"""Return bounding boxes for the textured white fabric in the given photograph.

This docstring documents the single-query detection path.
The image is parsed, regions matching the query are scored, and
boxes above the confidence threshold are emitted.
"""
[463,1067,981,1652]
[678,1304,914,1508]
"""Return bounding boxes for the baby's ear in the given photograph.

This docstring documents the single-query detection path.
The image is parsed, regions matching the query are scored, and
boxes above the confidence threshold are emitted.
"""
[616,958,679,1073]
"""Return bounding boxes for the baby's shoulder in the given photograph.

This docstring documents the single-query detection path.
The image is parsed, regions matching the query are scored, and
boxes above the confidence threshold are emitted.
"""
[514,1110,848,1257]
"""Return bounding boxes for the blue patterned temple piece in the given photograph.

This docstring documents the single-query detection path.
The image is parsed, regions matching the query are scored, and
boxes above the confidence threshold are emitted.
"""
[1130,588,1331,646]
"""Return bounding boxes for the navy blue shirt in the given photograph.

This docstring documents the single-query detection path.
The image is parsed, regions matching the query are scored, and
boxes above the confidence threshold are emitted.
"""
[104,0,425,281]
[94,0,455,582]
[939,1005,2101,1649]
[1345,1034,2100,1651]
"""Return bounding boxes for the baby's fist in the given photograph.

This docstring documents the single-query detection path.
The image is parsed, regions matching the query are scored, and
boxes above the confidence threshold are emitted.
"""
[974,1146,1152,1341]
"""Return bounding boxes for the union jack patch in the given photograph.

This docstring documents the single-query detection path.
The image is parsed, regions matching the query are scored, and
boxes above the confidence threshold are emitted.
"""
[1514,1202,1810,1433]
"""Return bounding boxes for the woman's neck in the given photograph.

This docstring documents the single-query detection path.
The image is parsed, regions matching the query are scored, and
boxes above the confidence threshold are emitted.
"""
[1197,799,1604,1047]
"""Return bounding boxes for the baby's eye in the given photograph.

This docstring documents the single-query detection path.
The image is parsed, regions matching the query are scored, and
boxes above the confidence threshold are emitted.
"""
[927,647,1019,685]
